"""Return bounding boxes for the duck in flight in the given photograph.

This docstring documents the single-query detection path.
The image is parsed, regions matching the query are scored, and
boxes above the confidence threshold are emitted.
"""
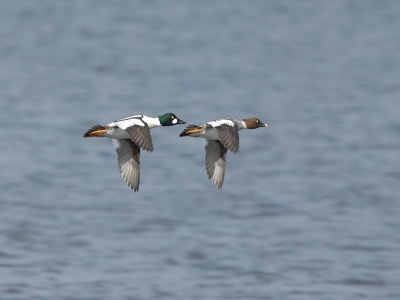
[179,117,267,189]
[84,113,186,191]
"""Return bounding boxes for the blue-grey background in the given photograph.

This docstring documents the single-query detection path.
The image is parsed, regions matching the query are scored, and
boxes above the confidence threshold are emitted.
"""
[1,1,399,299]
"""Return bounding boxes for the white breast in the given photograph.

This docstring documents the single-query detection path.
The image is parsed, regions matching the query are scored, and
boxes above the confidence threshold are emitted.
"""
[141,116,161,129]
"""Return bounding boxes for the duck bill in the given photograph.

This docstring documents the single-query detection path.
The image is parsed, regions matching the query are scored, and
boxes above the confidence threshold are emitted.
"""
[176,118,186,124]
[259,122,267,127]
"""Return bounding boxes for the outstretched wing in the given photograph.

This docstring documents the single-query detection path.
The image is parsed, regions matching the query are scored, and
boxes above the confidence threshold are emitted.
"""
[124,124,153,152]
[203,139,227,189]
[112,139,140,192]
[216,123,239,153]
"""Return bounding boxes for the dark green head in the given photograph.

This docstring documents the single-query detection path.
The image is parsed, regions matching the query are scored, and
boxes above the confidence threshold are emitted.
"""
[158,113,186,126]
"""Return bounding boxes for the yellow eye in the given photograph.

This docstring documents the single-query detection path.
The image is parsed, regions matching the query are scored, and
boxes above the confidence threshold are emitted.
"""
[256,119,259,123]
[171,116,175,119]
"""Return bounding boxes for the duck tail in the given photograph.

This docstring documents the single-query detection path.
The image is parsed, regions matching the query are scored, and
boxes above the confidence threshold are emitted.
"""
[179,125,202,137]
[83,125,106,137]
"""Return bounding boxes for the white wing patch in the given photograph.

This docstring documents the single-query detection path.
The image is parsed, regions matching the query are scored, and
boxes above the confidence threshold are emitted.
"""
[208,119,234,128]
[107,115,161,130]
[116,114,143,121]
[113,118,145,130]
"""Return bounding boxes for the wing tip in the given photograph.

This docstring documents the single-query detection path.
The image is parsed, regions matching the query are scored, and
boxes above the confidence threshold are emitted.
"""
[213,182,223,189]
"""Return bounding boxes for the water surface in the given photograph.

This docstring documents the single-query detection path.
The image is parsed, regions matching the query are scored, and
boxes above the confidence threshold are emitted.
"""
[0,1,400,299]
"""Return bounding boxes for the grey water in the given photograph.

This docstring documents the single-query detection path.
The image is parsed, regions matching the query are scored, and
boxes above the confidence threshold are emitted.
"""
[1,1,400,299]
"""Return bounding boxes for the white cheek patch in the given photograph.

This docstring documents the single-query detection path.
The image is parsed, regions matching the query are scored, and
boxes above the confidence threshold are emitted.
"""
[172,118,178,124]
